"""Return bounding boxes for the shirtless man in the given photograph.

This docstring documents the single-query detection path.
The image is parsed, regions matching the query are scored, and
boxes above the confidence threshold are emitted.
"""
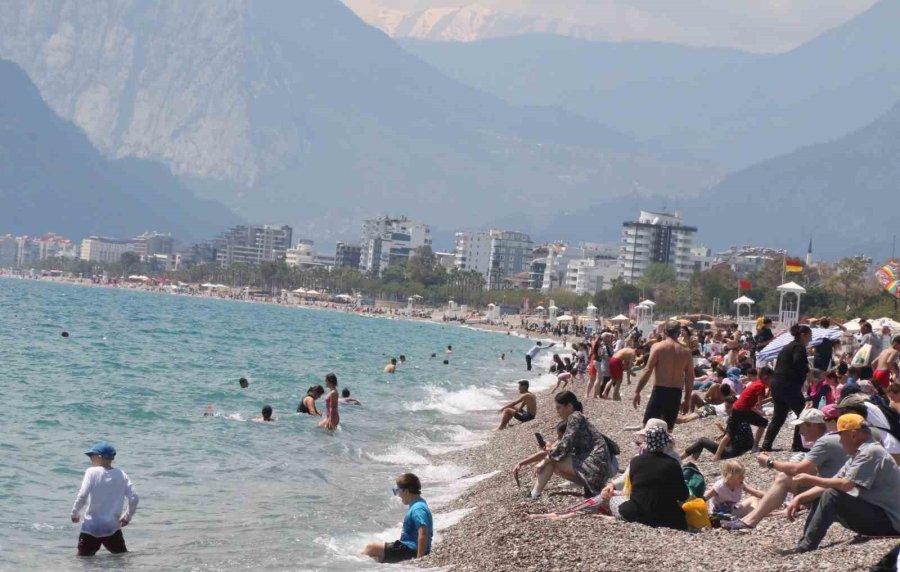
[384,358,397,373]
[495,380,537,431]
[871,336,900,390]
[633,321,694,430]
[602,346,645,400]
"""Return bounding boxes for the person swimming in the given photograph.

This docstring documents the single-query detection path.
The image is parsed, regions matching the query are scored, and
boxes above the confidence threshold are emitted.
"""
[298,385,325,415]
[254,405,275,422]
[239,377,249,389]
[340,388,361,406]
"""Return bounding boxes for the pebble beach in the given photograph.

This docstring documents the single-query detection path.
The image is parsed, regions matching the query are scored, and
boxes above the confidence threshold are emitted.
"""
[419,379,898,572]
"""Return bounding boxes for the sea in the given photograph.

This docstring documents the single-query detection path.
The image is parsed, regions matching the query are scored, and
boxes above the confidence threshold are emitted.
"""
[0,278,551,571]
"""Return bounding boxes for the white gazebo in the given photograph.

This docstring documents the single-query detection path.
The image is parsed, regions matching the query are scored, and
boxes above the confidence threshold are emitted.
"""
[635,300,655,335]
[734,295,756,332]
[585,303,598,317]
[777,281,806,327]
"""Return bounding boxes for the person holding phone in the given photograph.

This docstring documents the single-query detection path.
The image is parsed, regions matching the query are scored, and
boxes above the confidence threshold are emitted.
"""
[512,422,567,488]
[530,391,612,499]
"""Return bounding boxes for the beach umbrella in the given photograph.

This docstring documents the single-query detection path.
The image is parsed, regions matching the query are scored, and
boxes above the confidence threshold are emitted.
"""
[306,290,320,296]
[610,314,630,322]
[534,305,545,311]
[293,288,307,293]
[757,327,843,362]
[556,315,574,322]
[876,260,900,297]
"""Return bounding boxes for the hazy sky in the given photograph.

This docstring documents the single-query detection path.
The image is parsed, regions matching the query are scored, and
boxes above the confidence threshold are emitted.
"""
[344,0,879,52]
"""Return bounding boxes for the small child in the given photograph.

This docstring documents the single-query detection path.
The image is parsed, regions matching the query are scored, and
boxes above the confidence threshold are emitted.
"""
[363,473,433,563]
[70,441,139,556]
[705,460,763,518]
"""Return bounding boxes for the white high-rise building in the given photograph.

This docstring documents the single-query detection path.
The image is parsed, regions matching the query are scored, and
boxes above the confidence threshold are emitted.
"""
[213,224,293,267]
[454,229,532,289]
[619,211,697,283]
[542,242,618,292]
[359,216,431,275]
[79,237,134,264]
[565,258,620,295]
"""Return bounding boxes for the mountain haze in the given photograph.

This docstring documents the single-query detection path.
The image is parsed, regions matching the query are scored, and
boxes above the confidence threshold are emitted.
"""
[404,0,900,168]
[0,0,719,243]
[0,59,239,242]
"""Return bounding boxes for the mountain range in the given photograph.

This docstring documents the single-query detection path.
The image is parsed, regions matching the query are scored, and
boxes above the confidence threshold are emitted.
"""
[0,0,718,245]
[402,0,900,168]
[0,58,238,242]
[0,0,898,259]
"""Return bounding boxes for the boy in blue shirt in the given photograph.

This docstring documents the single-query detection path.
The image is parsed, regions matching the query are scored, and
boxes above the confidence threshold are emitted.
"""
[363,473,433,563]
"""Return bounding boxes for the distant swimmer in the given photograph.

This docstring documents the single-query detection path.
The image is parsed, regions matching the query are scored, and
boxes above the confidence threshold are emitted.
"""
[500,353,506,361]
[430,353,437,359]
[446,345,453,354]
[61,331,70,337]
[525,341,555,371]
[298,385,324,415]
[70,441,139,557]
[442,359,449,365]
[318,373,340,431]
[399,355,407,366]
[203,404,214,417]
[254,405,276,422]
[340,388,362,406]
[384,358,397,373]
[239,377,249,389]
[495,380,537,431]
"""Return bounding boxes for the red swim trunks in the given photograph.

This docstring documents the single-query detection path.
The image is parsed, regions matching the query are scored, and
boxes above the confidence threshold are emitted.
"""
[609,357,624,380]
[873,369,891,390]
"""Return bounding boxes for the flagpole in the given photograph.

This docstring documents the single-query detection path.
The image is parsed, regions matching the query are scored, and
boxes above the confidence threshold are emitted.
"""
[781,253,786,284]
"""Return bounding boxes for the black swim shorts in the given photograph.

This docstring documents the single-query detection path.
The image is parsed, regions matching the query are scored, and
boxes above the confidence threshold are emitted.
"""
[514,410,535,423]
[643,386,683,431]
[383,540,417,563]
[77,530,127,556]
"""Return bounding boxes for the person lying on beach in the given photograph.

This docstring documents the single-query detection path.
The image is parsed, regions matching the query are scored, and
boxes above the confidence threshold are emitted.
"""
[384,358,397,373]
[513,421,566,484]
[298,385,324,415]
[680,397,754,461]
[705,460,763,518]
[530,391,612,499]
[253,405,275,422]
[363,473,433,563]
[340,388,361,406]
[496,380,537,431]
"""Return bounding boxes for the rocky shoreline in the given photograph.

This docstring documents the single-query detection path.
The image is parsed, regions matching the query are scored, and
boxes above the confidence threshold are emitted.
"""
[419,378,897,572]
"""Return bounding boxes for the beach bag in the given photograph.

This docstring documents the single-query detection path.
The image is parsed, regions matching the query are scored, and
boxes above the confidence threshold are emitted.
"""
[682,497,711,529]
[851,344,871,366]
[682,462,706,499]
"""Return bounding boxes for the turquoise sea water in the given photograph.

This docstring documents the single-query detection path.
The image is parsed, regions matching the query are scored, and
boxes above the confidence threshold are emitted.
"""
[0,278,537,571]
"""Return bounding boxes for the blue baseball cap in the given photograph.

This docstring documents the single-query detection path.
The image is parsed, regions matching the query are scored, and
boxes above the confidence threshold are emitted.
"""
[84,441,116,459]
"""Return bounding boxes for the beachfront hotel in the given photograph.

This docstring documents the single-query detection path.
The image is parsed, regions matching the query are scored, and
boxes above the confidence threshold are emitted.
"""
[619,211,697,284]
[359,216,431,275]
[214,224,293,267]
[454,229,533,290]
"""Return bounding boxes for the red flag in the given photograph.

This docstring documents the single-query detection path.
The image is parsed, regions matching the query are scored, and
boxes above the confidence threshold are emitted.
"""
[739,280,751,290]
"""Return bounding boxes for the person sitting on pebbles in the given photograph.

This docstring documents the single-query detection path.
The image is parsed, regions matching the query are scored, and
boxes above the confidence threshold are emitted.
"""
[529,391,613,500]
[495,380,537,431]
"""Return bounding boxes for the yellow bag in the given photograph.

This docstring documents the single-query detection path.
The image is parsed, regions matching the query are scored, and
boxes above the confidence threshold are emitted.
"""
[682,497,711,529]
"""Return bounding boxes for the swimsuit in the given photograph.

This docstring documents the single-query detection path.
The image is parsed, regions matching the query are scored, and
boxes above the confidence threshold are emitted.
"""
[514,409,535,423]
[643,386,682,431]
[873,369,891,390]
[297,397,312,414]
[609,356,624,380]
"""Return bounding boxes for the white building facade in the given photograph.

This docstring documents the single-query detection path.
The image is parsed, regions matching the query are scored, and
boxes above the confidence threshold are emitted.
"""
[79,237,133,264]
[619,211,697,283]
[454,229,533,289]
[359,216,432,275]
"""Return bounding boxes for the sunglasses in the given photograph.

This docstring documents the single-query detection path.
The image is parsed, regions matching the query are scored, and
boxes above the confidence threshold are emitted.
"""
[391,485,402,496]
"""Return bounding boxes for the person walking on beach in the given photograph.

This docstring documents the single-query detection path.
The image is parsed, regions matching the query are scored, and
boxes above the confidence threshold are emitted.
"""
[633,321,694,431]
[602,345,644,401]
[363,473,433,563]
[318,374,340,431]
[761,324,812,452]
[871,335,900,390]
[495,380,537,431]
[525,341,554,371]
[70,441,139,556]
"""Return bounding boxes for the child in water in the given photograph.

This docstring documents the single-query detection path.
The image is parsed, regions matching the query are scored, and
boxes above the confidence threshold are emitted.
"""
[318,373,340,430]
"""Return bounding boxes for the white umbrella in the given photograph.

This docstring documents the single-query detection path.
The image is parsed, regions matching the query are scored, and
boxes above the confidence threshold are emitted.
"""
[610,314,630,322]
[534,305,545,311]
[293,288,307,293]
[306,290,320,296]
[758,328,843,362]
[557,315,574,322]
[334,294,352,299]
[733,295,755,305]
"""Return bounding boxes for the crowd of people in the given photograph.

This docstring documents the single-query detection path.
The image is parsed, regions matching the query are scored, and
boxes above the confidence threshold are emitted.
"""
[500,316,900,564]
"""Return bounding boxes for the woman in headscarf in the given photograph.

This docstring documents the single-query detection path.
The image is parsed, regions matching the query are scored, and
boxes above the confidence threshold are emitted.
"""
[616,426,690,530]
[529,391,612,499]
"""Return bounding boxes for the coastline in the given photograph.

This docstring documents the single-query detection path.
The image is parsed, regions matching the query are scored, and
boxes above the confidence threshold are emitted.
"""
[417,382,897,572]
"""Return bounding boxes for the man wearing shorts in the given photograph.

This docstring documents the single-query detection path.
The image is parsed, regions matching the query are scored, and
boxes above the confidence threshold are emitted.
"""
[602,346,644,401]
[495,380,538,431]
[871,336,900,391]
[364,473,432,563]
[633,321,694,430]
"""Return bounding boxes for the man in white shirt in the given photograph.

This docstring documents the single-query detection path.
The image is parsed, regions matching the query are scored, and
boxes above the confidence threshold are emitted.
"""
[71,441,139,556]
